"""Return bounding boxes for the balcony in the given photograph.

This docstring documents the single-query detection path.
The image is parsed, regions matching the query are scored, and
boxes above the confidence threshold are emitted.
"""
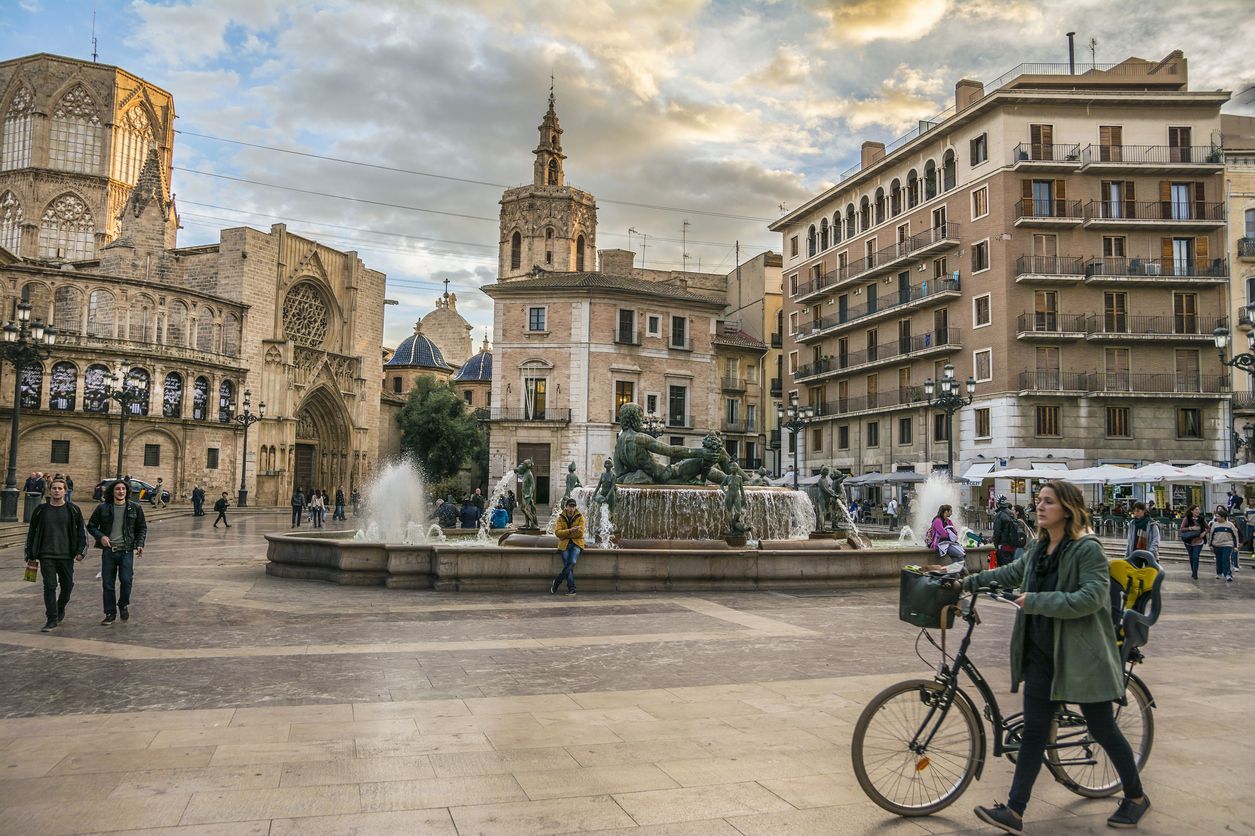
[796,277,960,341]
[794,327,961,382]
[488,407,572,423]
[55,331,243,366]
[769,428,781,448]
[1087,373,1228,397]
[1014,198,1084,227]
[1015,312,1086,340]
[1239,238,1255,261]
[770,332,783,348]
[1080,144,1224,173]
[817,385,927,419]
[793,222,961,303]
[668,337,693,351]
[720,376,746,393]
[1084,314,1227,342]
[1084,257,1228,286]
[742,457,764,470]
[1010,142,1083,171]
[615,327,641,346]
[770,377,782,397]
[1082,200,1225,229]
[1233,394,1255,413]
[723,420,746,433]
[667,413,694,429]
[1017,371,1088,395]
[1014,255,1086,284]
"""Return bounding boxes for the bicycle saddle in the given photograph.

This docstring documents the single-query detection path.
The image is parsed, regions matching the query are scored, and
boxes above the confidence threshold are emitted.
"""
[1109,550,1163,662]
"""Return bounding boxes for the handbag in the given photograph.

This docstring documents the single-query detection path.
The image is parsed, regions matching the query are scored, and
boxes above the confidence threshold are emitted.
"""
[899,568,961,629]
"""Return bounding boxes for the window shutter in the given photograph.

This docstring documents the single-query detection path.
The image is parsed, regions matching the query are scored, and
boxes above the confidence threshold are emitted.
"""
[1160,237,1173,266]
[1021,179,1033,216]
[1124,181,1135,202]
[1194,182,1207,218]
[1054,179,1067,214]
[1195,236,1209,266]
[1159,181,1172,219]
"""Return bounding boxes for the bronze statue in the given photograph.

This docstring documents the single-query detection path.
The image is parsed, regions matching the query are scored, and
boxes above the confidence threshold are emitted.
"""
[563,462,581,500]
[613,403,719,484]
[721,469,751,538]
[747,466,772,486]
[514,459,539,529]
[592,457,617,515]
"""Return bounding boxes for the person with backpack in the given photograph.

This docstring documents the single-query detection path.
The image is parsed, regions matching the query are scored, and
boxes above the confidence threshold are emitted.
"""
[1124,501,1159,560]
[212,492,231,528]
[1178,505,1206,580]
[1208,505,1239,582]
[992,496,1021,567]
[86,479,148,626]
[290,487,305,528]
[927,505,965,561]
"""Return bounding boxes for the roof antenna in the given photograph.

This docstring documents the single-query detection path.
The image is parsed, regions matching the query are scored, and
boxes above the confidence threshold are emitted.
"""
[91,9,99,62]
[1089,37,1098,70]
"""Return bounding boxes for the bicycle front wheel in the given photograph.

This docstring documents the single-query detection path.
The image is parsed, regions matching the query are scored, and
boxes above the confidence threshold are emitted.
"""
[851,679,980,816]
[1046,675,1154,797]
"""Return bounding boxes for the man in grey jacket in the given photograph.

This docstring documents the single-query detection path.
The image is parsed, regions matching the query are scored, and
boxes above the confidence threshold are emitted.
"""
[1124,501,1160,559]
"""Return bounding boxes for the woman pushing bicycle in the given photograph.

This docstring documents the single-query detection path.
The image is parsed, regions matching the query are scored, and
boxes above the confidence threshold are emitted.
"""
[964,480,1149,832]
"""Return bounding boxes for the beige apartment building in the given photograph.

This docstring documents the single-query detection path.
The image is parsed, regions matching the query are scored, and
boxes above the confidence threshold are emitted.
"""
[1223,115,1255,453]
[772,51,1232,489]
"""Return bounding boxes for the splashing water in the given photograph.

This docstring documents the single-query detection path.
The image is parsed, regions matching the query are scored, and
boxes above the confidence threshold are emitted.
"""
[898,524,918,545]
[353,460,435,545]
[477,471,517,543]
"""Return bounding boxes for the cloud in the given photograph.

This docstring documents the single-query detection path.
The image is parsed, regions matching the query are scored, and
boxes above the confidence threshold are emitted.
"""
[812,0,949,44]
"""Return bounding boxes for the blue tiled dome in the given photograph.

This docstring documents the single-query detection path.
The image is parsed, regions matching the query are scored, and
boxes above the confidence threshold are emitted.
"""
[453,347,492,381]
[386,332,452,370]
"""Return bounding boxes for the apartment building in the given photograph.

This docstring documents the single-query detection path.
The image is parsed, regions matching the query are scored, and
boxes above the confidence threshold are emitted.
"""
[1223,115,1255,450]
[771,51,1232,488]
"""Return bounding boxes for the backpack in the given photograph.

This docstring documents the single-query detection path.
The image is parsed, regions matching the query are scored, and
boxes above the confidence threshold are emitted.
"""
[1014,523,1028,549]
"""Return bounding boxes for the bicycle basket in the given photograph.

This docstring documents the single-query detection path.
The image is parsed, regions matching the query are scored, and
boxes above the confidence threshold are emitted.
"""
[899,568,960,629]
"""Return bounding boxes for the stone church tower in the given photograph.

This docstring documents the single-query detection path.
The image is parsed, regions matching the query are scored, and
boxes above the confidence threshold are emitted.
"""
[498,90,597,279]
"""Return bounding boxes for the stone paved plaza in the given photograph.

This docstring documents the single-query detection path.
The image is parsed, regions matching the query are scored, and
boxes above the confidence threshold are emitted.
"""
[1,511,1252,835]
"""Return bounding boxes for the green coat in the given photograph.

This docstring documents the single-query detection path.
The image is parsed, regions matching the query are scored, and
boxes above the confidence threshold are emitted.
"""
[966,533,1123,703]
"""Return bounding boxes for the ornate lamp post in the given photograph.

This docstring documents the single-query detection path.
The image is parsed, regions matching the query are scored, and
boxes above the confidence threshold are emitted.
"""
[642,412,664,438]
[1234,422,1255,464]
[107,360,149,481]
[1214,317,1255,375]
[232,389,264,507]
[0,301,56,522]
[925,362,976,479]
[776,393,815,490]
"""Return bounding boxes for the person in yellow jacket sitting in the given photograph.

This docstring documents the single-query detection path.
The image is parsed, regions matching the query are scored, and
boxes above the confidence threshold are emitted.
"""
[550,498,585,596]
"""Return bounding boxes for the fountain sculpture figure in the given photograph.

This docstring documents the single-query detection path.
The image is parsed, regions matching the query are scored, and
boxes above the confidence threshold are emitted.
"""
[515,459,540,530]
[563,462,581,500]
[721,469,750,542]
[748,466,772,486]
[614,403,722,484]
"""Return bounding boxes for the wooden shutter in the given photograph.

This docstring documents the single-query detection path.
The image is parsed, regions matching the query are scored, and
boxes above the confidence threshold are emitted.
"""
[970,137,978,164]
[1196,236,1209,268]
[1054,179,1067,215]
[1194,182,1207,219]
[1159,181,1172,220]
[1021,180,1033,216]
[1161,238,1174,269]
[1123,181,1135,202]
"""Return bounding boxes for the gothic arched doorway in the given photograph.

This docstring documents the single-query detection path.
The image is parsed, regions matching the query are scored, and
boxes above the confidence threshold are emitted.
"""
[293,386,351,493]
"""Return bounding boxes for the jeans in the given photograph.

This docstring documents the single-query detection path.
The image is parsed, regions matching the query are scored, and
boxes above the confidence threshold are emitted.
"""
[334,503,345,521]
[38,558,74,621]
[1214,545,1233,578]
[552,544,580,591]
[313,509,324,528]
[1008,657,1143,815]
[291,507,303,527]
[101,548,134,615]
[1185,543,1204,577]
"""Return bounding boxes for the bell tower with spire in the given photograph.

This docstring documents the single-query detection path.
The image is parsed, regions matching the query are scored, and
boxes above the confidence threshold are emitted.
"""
[498,85,597,280]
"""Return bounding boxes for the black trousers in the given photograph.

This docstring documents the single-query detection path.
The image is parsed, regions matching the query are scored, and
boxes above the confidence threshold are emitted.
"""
[192,499,204,516]
[291,507,303,527]
[214,511,229,527]
[38,558,74,621]
[1008,656,1143,815]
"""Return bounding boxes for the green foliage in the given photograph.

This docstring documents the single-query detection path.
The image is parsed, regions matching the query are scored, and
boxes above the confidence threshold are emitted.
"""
[396,376,487,483]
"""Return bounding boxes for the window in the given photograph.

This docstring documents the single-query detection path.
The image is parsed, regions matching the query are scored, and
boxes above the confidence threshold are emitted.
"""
[790,235,798,257]
[973,349,992,382]
[207,448,219,469]
[668,385,687,426]
[113,107,154,186]
[544,226,554,265]
[1103,235,1126,258]
[838,425,850,449]
[866,421,880,447]
[143,444,161,467]
[510,230,521,270]
[788,351,798,374]
[942,149,956,191]
[746,404,757,431]
[974,407,991,438]
[933,256,948,280]
[1100,180,1133,218]
[615,381,636,417]
[933,412,950,442]
[1035,405,1061,437]
[1175,349,1201,391]
[1168,126,1192,161]
[970,132,988,165]
[647,315,660,336]
[1173,293,1198,334]
[49,86,103,174]
[393,377,402,394]
[617,309,636,343]
[162,372,183,418]
[973,294,991,328]
[463,390,473,403]
[726,398,740,425]
[18,363,40,410]
[1029,124,1054,160]
[898,416,912,445]
[789,274,798,296]
[971,240,989,272]
[50,440,70,464]
[1104,293,1128,333]
[575,234,586,270]
[527,306,546,332]
[1106,407,1131,438]
[192,376,209,420]
[48,362,76,410]
[807,225,817,257]
[819,218,829,250]
[645,393,658,415]
[1105,348,1130,391]
[218,380,234,422]
[1,86,34,171]
[524,376,547,419]
[788,311,799,335]
[1098,126,1123,161]
[37,194,95,261]
[811,426,823,452]
[669,436,685,447]
[0,191,21,256]
[1034,290,1058,331]
[670,316,687,348]
[1176,407,1202,438]
[971,186,988,219]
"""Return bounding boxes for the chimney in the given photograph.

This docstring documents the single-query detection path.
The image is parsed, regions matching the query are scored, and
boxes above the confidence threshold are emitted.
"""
[955,79,984,111]
[1066,31,1076,74]
[597,248,635,274]
[860,141,886,167]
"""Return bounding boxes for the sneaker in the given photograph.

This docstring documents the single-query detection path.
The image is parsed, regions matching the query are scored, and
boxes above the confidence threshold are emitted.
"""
[40,619,57,632]
[549,580,559,595]
[566,589,577,596]
[1227,576,1233,583]
[1107,795,1150,828]
[56,609,64,624]
[100,613,115,626]
[120,606,129,622]
[974,803,1022,834]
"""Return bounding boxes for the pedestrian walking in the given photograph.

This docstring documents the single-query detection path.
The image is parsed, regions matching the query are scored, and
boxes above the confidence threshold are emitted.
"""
[992,495,1020,568]
[1012,505,1035,563]
[152,477,166,509]
[310,490,326,528]
[86,480,147,626]
[886,496,899,529]
[64,474,74,503]
[965,479,1150,832]
[191,485,205,516]
[458,495,481,529]
[1207,505,1239,582]
[212,492,231,528]
[550,497,584,596]
[24,477,87,632]
[290,487,306,528]
[334,485,346,521]
[1178,505,1206,580]
[1124,501,1160,560]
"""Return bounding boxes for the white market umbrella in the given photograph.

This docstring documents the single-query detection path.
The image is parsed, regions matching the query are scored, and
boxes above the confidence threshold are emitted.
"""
[1220,462,1255,481]
[1177,462,1235,483]
[1125,463,1188,483]
[1063,465,1137,484]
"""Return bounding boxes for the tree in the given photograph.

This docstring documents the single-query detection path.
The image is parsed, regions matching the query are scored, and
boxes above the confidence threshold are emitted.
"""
[396,375,487,483]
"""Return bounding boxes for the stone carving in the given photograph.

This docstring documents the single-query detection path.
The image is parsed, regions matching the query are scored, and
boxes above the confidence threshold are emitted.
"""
[613,402,720,485]
[282,282,331,348]
[592,458,617,515]
[563,462,581,500]
[296,409,318,440]
[7,86,32,115]
[264,345,283,364]
[721,469,750,540]
[515,458,539,529]
[748,466,772,486]
[54,85,100,122]
[817,465,856,532]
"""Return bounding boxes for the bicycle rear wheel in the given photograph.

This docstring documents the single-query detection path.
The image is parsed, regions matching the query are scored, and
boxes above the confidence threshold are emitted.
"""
[851,679,980,816]
[1046,675,1154,797]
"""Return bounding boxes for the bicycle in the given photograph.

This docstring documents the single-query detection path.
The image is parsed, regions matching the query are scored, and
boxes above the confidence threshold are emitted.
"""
[850,563,1158,817]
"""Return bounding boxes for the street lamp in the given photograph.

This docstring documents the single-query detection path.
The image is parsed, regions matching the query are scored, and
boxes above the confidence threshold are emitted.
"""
[107,360,149,481]
[642,412,664,438]
[0,301,56,521]
[232,389,264,507]
[1214,315,1255,375]
[776,393,815,490]
[925,362,976,479]
[1234,422,1255,464]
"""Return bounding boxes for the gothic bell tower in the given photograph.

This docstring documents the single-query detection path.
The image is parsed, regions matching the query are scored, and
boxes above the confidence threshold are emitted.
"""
[498,88,597,280]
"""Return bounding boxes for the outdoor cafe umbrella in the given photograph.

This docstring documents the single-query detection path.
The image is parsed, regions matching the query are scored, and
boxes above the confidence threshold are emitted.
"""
[1177,462,1236,483]
[1125,463,1188,483]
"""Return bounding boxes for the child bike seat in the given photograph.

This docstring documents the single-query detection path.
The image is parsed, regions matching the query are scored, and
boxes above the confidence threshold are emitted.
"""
[1109,550,1163,662]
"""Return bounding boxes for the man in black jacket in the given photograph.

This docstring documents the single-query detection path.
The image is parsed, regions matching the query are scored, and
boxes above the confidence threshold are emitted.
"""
[213,493,231,528]
[24,477,87,631]
[191,485,206,516]
[86,480,148,626]
[991,495,1019,567]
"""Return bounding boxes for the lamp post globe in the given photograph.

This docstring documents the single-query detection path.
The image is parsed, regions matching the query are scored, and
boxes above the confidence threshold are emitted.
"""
[0,308,58,521]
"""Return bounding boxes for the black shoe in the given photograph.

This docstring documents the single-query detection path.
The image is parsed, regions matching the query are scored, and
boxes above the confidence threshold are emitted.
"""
[41,619,57,632]
[1108,795,1150,828]
[120,606,129,622]
[566,589,577,596]
[974,803,1022,834]
[101,613,115,626]
[56,610,64,624]
[549,580,559,594]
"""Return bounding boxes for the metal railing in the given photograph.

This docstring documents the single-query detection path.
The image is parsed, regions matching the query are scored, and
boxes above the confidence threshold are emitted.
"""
[1015,198,1084,220]
[667,413,694,428]
[723,420,746,433]
[1087,373,1228,394]
[1083,200,1225,222]
[1017,371,1088,391]
[1083,314,1226,337]
[770,333,783,347]
[1239,238,1255,259]
[488,407,572,422]
[1015,255,1086,276]
[1011,142,1082,163]
[820,385,927,416]
[794,222,960,299]
[797,277,960,334]
[720,376,746,392]
[1081,144,1223,166]
[1015,312,1086,334]
[795,327,960,380]
[1085,257,1228,279]
[615,327,641,345]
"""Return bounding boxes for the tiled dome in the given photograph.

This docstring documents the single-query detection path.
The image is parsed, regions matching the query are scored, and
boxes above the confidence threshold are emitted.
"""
[386,331,452,370]
[453,346,492,381]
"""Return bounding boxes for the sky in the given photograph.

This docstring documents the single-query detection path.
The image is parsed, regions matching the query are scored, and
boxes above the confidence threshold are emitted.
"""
[2,0,1253,349]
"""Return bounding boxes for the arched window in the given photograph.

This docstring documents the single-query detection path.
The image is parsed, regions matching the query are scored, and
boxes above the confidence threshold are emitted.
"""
[281,284,329,349]
[1,85,33,171]
[907,170,919,208]
[889,179,902,216]
[942,149,956,192]
[575,234,586,271]
[86,289,115,337]
[49,85,103,174]
[819,218,829,250]
[20,282,51,324]
[547,158,558,185]
[83,364,109,412]
[19,362,41,410]
[510,230,522,270]
[924,160,938,200]
[845,204,856,238]
[223,313,240,357]
[166,300,187,346]
[192,376,209,420]
[874,187,886,225]
[859,196,870,231]
[162,372,183,418]
[49,362,76,410]
[544,226,554,265]
[832,211,843,245]
[218,380,234,422]
[38,194,94,261]
[53,286,82,334]
[127,368,150,416]
[196,306,215,352]
[806,224,817,257]
[129,295,154,343]
[0,190,22,256]
[112,107,154,186]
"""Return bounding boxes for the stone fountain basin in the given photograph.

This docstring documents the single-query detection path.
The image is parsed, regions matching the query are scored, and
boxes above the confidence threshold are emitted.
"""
[265,530,954,592]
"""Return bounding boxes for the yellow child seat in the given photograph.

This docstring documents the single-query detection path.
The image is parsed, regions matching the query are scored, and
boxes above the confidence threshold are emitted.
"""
[1109,550,1163,663]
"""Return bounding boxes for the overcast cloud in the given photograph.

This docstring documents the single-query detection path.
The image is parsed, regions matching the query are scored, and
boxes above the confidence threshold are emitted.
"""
[3,0,1252,347]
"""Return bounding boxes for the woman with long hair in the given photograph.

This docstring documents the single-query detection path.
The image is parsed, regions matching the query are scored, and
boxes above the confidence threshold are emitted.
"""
[928,505,964,560]
[1207,505,1238,582]
[1178,505,1206,580]
[964,480,1149,832]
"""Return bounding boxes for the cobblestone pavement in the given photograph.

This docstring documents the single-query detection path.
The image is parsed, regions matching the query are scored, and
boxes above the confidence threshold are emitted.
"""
[0,511,1252,835]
